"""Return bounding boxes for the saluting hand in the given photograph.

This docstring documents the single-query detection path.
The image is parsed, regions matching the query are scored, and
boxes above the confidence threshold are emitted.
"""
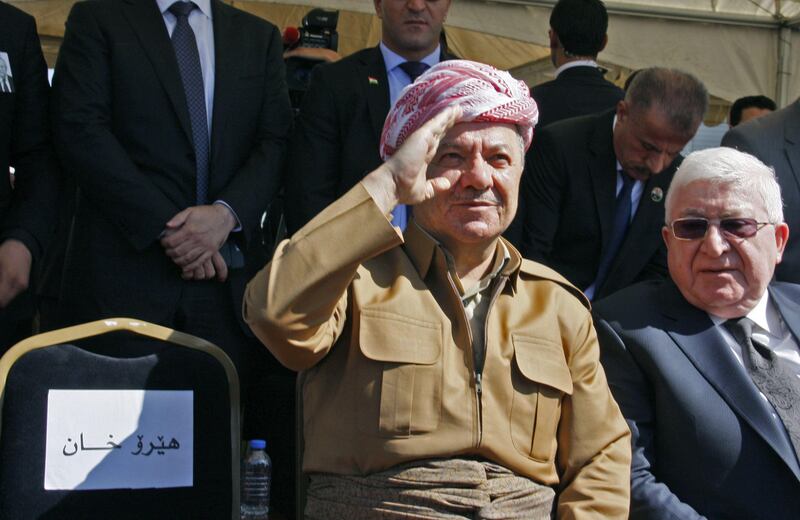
[362,105,461,215]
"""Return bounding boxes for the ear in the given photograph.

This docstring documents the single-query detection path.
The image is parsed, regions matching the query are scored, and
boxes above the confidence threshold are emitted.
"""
[661,225,671,249]
[616,99,628,122]
[774,222,790,263]
[374,0,383,18]
[548,29,559,50]
[598,34,608,53]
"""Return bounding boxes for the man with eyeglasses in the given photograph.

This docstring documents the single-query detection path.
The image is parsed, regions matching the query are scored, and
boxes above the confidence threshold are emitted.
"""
[593,146,800,519]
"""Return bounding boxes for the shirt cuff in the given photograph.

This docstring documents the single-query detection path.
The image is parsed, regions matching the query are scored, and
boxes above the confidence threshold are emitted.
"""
[214,200,242,232]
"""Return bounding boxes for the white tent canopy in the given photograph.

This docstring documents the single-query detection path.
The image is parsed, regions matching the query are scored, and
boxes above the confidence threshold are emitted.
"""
[245,0,800,117]
[13,0,800,121]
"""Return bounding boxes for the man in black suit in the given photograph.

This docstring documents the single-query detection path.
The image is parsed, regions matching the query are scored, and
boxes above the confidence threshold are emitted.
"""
[520,67,707,301]
[594,147,800,519]
[722,99,800,284]
[284,0,452,235]
[52,0,294,512]
[532,0,623,130]
[0,2,58,351]
[504,0,624,246]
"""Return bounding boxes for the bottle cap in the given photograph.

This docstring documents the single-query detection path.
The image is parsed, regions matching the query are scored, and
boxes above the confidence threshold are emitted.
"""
[249,439,266,450]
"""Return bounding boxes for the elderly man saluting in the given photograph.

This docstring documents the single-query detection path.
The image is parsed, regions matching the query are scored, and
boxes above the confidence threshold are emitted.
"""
[244,61,630,519]
[595,147,800,518]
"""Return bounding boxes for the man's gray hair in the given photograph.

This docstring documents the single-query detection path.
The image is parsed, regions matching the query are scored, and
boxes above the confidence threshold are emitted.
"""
[626,67,708,137]
[665,147,784,223]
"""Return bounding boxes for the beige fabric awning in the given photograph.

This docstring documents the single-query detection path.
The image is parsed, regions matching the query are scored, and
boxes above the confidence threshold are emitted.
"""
[11,0,800,124]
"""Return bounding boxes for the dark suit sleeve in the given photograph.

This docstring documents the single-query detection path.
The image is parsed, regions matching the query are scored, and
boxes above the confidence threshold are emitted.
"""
[52,3,180,251]
[521,127,565,261]
[214,24,292,247]
[283,63,342,235]
[0,13,58,263]
[721,126,760,156]
[594,317,706,520]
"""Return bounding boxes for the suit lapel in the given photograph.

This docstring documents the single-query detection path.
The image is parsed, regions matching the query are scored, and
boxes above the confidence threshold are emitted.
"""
[770,284,800,353]
[363,47,390,141]
[601,159,673,293]
[782,101,800,192]
[122,0,193,144]
[588,110,618,247]
[209,0,234,176]
[663,284,800,480]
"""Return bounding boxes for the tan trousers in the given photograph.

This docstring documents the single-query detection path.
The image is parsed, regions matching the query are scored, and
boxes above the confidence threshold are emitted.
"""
[304,458,555,519]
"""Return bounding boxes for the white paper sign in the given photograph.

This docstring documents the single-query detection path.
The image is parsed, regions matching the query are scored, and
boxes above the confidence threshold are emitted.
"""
[44,390,193,490]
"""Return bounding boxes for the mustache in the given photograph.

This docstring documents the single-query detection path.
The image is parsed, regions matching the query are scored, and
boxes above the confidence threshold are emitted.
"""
[450,189,502,205]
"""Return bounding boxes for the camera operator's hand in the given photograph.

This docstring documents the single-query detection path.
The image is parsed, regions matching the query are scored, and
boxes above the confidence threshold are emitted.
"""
[283,47,341,63]
[362,105,461,216]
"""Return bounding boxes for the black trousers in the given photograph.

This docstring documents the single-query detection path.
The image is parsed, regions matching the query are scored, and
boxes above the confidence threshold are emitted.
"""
[0,289,35,355]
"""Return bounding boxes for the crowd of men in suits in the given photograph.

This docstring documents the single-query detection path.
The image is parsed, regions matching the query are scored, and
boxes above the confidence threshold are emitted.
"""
[1,0,799,517]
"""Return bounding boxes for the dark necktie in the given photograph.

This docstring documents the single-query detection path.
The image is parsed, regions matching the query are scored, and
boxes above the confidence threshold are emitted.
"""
[169,1,209,204]
[399,61,429,82]
[592,172,635,297]
[725,317,800,456]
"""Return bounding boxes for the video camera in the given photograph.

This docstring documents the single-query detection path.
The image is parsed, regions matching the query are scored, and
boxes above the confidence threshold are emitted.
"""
[284,8,340,110]
[297,8,339,51]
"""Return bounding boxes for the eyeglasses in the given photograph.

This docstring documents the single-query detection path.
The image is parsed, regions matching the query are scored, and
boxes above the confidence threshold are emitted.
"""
[668,217,772,240]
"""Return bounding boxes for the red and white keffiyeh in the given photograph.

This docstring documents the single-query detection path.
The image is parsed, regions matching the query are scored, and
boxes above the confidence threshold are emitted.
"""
[379,60,539,160]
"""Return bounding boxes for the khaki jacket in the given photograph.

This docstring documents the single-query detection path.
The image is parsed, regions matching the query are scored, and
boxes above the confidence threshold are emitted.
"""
[244,184,631,518]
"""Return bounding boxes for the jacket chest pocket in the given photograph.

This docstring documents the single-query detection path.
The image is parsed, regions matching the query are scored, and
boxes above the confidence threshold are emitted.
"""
[357,310,443,437]
[509,334,573,462]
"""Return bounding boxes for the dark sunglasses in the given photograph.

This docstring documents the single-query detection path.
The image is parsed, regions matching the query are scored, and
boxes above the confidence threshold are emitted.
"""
[668,217,772,240]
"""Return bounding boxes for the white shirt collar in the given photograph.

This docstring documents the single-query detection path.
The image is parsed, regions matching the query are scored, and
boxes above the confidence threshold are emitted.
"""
[555,59,599,78]
[157,0,212,19]
[379,42,440,73]
[747,290,783,338]
[708,290,783,338]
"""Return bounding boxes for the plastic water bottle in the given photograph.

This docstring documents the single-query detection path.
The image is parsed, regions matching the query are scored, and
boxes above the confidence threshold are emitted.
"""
[241,439,271,520]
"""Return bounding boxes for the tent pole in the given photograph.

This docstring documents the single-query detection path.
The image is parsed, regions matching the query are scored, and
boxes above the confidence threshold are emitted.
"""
[776,26,792,107]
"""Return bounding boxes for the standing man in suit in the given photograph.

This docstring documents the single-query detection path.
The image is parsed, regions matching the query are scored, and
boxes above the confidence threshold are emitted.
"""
[520,67,707,301]
[504,0,624,246]
[284,0,453,234]
[594,147,800,519]
[722,99,800,283]
[0,2,58,351]
[52,0,294,512]
[532,0,623,130]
